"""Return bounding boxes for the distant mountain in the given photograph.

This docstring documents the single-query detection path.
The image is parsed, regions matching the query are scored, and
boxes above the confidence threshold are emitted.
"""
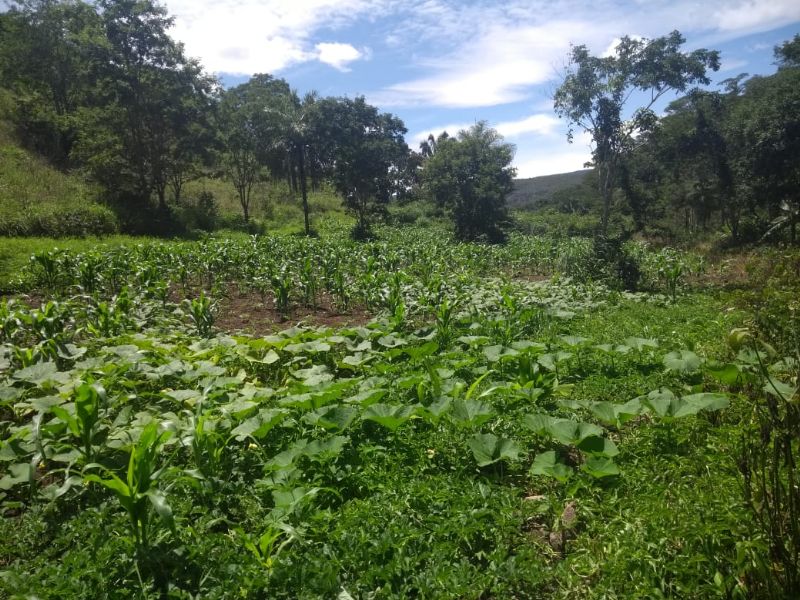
[508,169,592,209]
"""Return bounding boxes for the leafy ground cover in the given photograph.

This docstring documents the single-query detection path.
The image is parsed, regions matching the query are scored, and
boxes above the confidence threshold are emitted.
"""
[0,228,794,598]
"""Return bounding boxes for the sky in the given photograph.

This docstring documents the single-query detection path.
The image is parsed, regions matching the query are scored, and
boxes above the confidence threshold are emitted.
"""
[161,1,797,177]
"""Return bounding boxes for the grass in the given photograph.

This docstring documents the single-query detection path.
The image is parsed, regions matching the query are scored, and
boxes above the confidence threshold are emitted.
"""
[0,106,118,237]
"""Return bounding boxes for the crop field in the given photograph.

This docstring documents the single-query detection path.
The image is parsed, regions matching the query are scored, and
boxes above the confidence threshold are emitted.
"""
[0,227,796,598]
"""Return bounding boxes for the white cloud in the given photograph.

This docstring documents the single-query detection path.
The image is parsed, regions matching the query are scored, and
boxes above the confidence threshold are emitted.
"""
[719,58,749,72]
[496,114,560,138]
[513,132,594,178]
[315,43,366,71]
[409,113,559,145]
[374,20,596,108]
[601,35,645,58]
[713,0,800,33]
[164,0,384,75]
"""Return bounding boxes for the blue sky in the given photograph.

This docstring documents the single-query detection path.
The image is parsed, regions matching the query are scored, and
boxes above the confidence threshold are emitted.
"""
[163,0,800,177]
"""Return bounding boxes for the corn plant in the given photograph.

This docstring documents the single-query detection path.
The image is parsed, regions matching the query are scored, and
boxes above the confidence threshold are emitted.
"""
[299,257,318,308]
[183,292,217,338]
[434,298,458,349]
[84,423,174,551]
[271,268,294,319]
[50,382,106,463]
[31,251,62,292]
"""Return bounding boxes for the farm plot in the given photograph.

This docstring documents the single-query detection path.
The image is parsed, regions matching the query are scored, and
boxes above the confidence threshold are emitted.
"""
[0,231,775,598]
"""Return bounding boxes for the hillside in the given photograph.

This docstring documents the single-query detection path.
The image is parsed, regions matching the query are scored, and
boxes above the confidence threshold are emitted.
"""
[0,91,118,236]
[508,169,591,209]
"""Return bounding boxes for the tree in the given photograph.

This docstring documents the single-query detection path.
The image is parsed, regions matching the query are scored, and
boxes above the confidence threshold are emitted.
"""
[0,0,102,165]
[265,90,322,235]
[218,74,291,222]
[554,31,720,233]
[775,33,800,69]
[732,65,800,243]
[72,0,217,218]
[318,96,409,239]
[422,122,515,242]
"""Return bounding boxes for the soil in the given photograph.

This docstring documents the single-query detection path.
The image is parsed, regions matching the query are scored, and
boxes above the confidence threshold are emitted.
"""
[212,288,374,336]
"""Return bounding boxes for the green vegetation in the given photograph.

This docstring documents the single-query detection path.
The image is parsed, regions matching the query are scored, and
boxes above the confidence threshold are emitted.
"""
[1,2,799,597]
[0,227,797,597]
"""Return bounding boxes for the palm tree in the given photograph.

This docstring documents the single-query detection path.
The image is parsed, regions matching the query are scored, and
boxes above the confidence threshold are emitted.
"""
[266,90,319,236]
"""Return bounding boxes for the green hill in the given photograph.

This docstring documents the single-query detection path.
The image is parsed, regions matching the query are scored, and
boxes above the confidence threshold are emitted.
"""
[0,90,118,237]
[508,169,591,209]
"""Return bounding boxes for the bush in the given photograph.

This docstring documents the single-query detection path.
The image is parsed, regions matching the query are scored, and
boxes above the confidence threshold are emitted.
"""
[177,191,218,232]
[590,236,641,291]
[0,203,119,237]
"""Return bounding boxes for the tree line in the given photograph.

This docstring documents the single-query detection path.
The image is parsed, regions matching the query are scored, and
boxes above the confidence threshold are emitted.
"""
[0,0,518,241]
[554,32,800,244]
[2,1,796,244]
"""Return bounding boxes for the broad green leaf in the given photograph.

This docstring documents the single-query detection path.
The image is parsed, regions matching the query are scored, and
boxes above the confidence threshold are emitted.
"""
[624,337,659,351]
[577,435,619,457]
[529,451,572,482]
[164,389,202,404]
[642,388,677,417]
[548,419,603,445]
[663,350,702,373]
[451,398,494,428]
[345,388,388,407]
[560,336,589,347]
[293,365,333,386]
[231,408,287,441]
[403,342,438,360]
[362,404,415,431]
[705,362,742,385]
[483,345,517,362]
[13,362,65,386]
[265,439,309,470]
[588,402,617,426]
[763,379,797,400]
[304,435,349,461]
[467,433,521,467]
[272,486,320,511]
[303,405,358,431]
[675,393,730,417]
[415,396,452,424]
[377,334,406,348]
[581,456,620,478]
[0,463,33,490]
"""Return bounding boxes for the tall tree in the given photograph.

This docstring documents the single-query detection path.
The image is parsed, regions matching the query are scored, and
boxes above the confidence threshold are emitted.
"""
[421,122,515,242]
[732,63,800,243]
[218,74,291,222]
[73,0,217,215]
[554,31,720,233]
[265,90,322,235]
[318,96,409,239]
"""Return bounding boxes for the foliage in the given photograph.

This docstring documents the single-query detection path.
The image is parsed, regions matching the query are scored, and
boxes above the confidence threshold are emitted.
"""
[554,30,720,233]
[0,226,781,597]
[318,97,409,239]
[422,122,515,243]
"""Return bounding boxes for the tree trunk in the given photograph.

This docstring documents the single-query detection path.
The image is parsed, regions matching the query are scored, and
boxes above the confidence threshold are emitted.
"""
[298,146,310,235]
[156,185,167,211]
[598,163,613,235]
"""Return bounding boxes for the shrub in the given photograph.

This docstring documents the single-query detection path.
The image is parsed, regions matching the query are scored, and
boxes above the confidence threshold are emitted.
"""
[0,203,119,237]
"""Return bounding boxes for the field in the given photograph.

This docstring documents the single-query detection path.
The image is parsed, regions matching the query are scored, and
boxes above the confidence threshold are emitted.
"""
[0,226,797,598]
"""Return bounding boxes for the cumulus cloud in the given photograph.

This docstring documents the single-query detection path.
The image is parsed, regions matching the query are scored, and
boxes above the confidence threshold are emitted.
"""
[315,43,366,71]
[164,0,384,74]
